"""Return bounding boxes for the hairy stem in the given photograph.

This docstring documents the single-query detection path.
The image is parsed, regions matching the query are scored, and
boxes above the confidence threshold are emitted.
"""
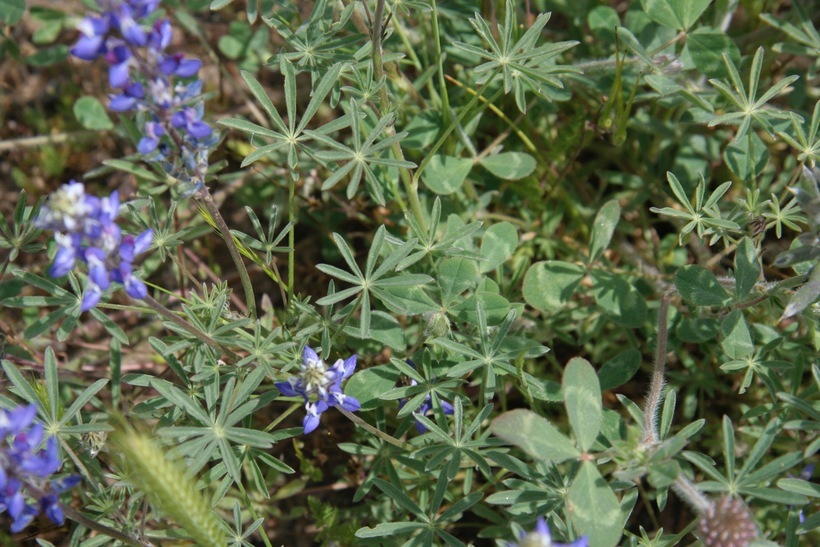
[196,188,257,319]
[141,294,240,363]
[339,407,412,451]
[642,292,670,445]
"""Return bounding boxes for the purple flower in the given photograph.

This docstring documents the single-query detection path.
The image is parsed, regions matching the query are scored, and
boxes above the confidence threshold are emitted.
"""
[171,106,213,140]
[36,181,152,311]
[275,347,360,434]
[138,121,165,154]
[0,404,79,533]
[510,518,588,547]
[70,0,214,188]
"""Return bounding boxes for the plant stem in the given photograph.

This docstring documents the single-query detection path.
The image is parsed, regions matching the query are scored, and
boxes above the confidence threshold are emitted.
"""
[413,68,501,184]
[338,407,412,451]
[430,0,451,130]
[642,292,670,445]
[288,174,296,312]
[370,0,427,232]
[196,188,257,319]
[672,474,712,514]
[141,294,240,363]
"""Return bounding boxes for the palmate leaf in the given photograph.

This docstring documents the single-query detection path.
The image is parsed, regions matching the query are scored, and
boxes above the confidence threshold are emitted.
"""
[219,59,346,178]
[315,226,431,336]
[452,0,579,112]
[708,47,799,142]
[307,100,416,204]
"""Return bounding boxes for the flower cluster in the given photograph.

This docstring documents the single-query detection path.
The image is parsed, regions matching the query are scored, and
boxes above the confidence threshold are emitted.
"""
[275,347,361,434]
[0,404,79,533]
[35,181,152,311]
[71,0,213,190]
[511,518,588,547]
[697,496,758,547]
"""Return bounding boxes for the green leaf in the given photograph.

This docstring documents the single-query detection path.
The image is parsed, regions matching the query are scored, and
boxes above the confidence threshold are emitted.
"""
[479,152,536,180]
[724,132,769,181]
[588,6,619,39]
[568,461,623,547]
[421,155,473,195]
[73,96,114,130]
[345,311,405,351]
[479,222,517,272]
[685,28,741,79]
[438,258,478,304]
[0,0,25,24]
[589,199,621,264]
[563,358,602,451]
[675,265,730,306]
[523,260,584,311]
[598,349,642,391]
[491,409,580,464]
[451,291,511,326]
[590,270,647,328]
[675,317,719,342]
[24,45,68,66]
[734,238,759,298]
[640,0,711,30]
[777,478,820,498]
[344,365,401,412]
[720,309,754,359]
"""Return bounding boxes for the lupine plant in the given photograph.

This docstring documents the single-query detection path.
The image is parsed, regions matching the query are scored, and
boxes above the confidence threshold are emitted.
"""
[0,0,818,545]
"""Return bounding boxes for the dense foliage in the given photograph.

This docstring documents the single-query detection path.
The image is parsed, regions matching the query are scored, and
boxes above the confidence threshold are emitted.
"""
[0,0,818,545]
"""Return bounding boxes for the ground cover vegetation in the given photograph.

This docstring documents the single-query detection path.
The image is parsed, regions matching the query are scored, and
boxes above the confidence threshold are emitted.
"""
[0,0,818,545]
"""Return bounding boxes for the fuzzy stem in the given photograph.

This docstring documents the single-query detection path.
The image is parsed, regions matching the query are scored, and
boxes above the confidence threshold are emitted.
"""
[671,474,712,515]
[338,407,412,451]
[141,294,240,363]
[642,293,670,445]
[196,188,257,319]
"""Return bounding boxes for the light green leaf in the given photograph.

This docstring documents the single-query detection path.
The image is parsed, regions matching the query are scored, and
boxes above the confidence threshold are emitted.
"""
[479,152,536,180]
[438,258,478,304]
[591,270,648,328]
[641,0,711,30]
[344,364,402,411]
[685,28,741,79]
[345,311,405,351]
[675,265,730,306]
[721,309,754,359]
[491,409,580,463]
[589,199,621,264]
[569,461,623,547]
[523,260,584,311]
[421,155,473,195]
[479,222,518,272]
[734,238,759,298]
[73,96,114,130]
[563,358,602,451]
[451,291,511,325]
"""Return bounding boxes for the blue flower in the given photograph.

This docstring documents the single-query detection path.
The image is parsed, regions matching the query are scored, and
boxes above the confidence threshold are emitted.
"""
[398,360,455,433]
[0,404,79,533]
[276,347,360,434]
[36,181,152,311]
[510,518,588,547]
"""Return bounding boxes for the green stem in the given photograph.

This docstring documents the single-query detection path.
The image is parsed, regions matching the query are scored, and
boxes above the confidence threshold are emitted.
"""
[413,68,502,185]
[430,0,451,129]
[196,188,257,319]
[370,0,427,232]
[288,174,296,313]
